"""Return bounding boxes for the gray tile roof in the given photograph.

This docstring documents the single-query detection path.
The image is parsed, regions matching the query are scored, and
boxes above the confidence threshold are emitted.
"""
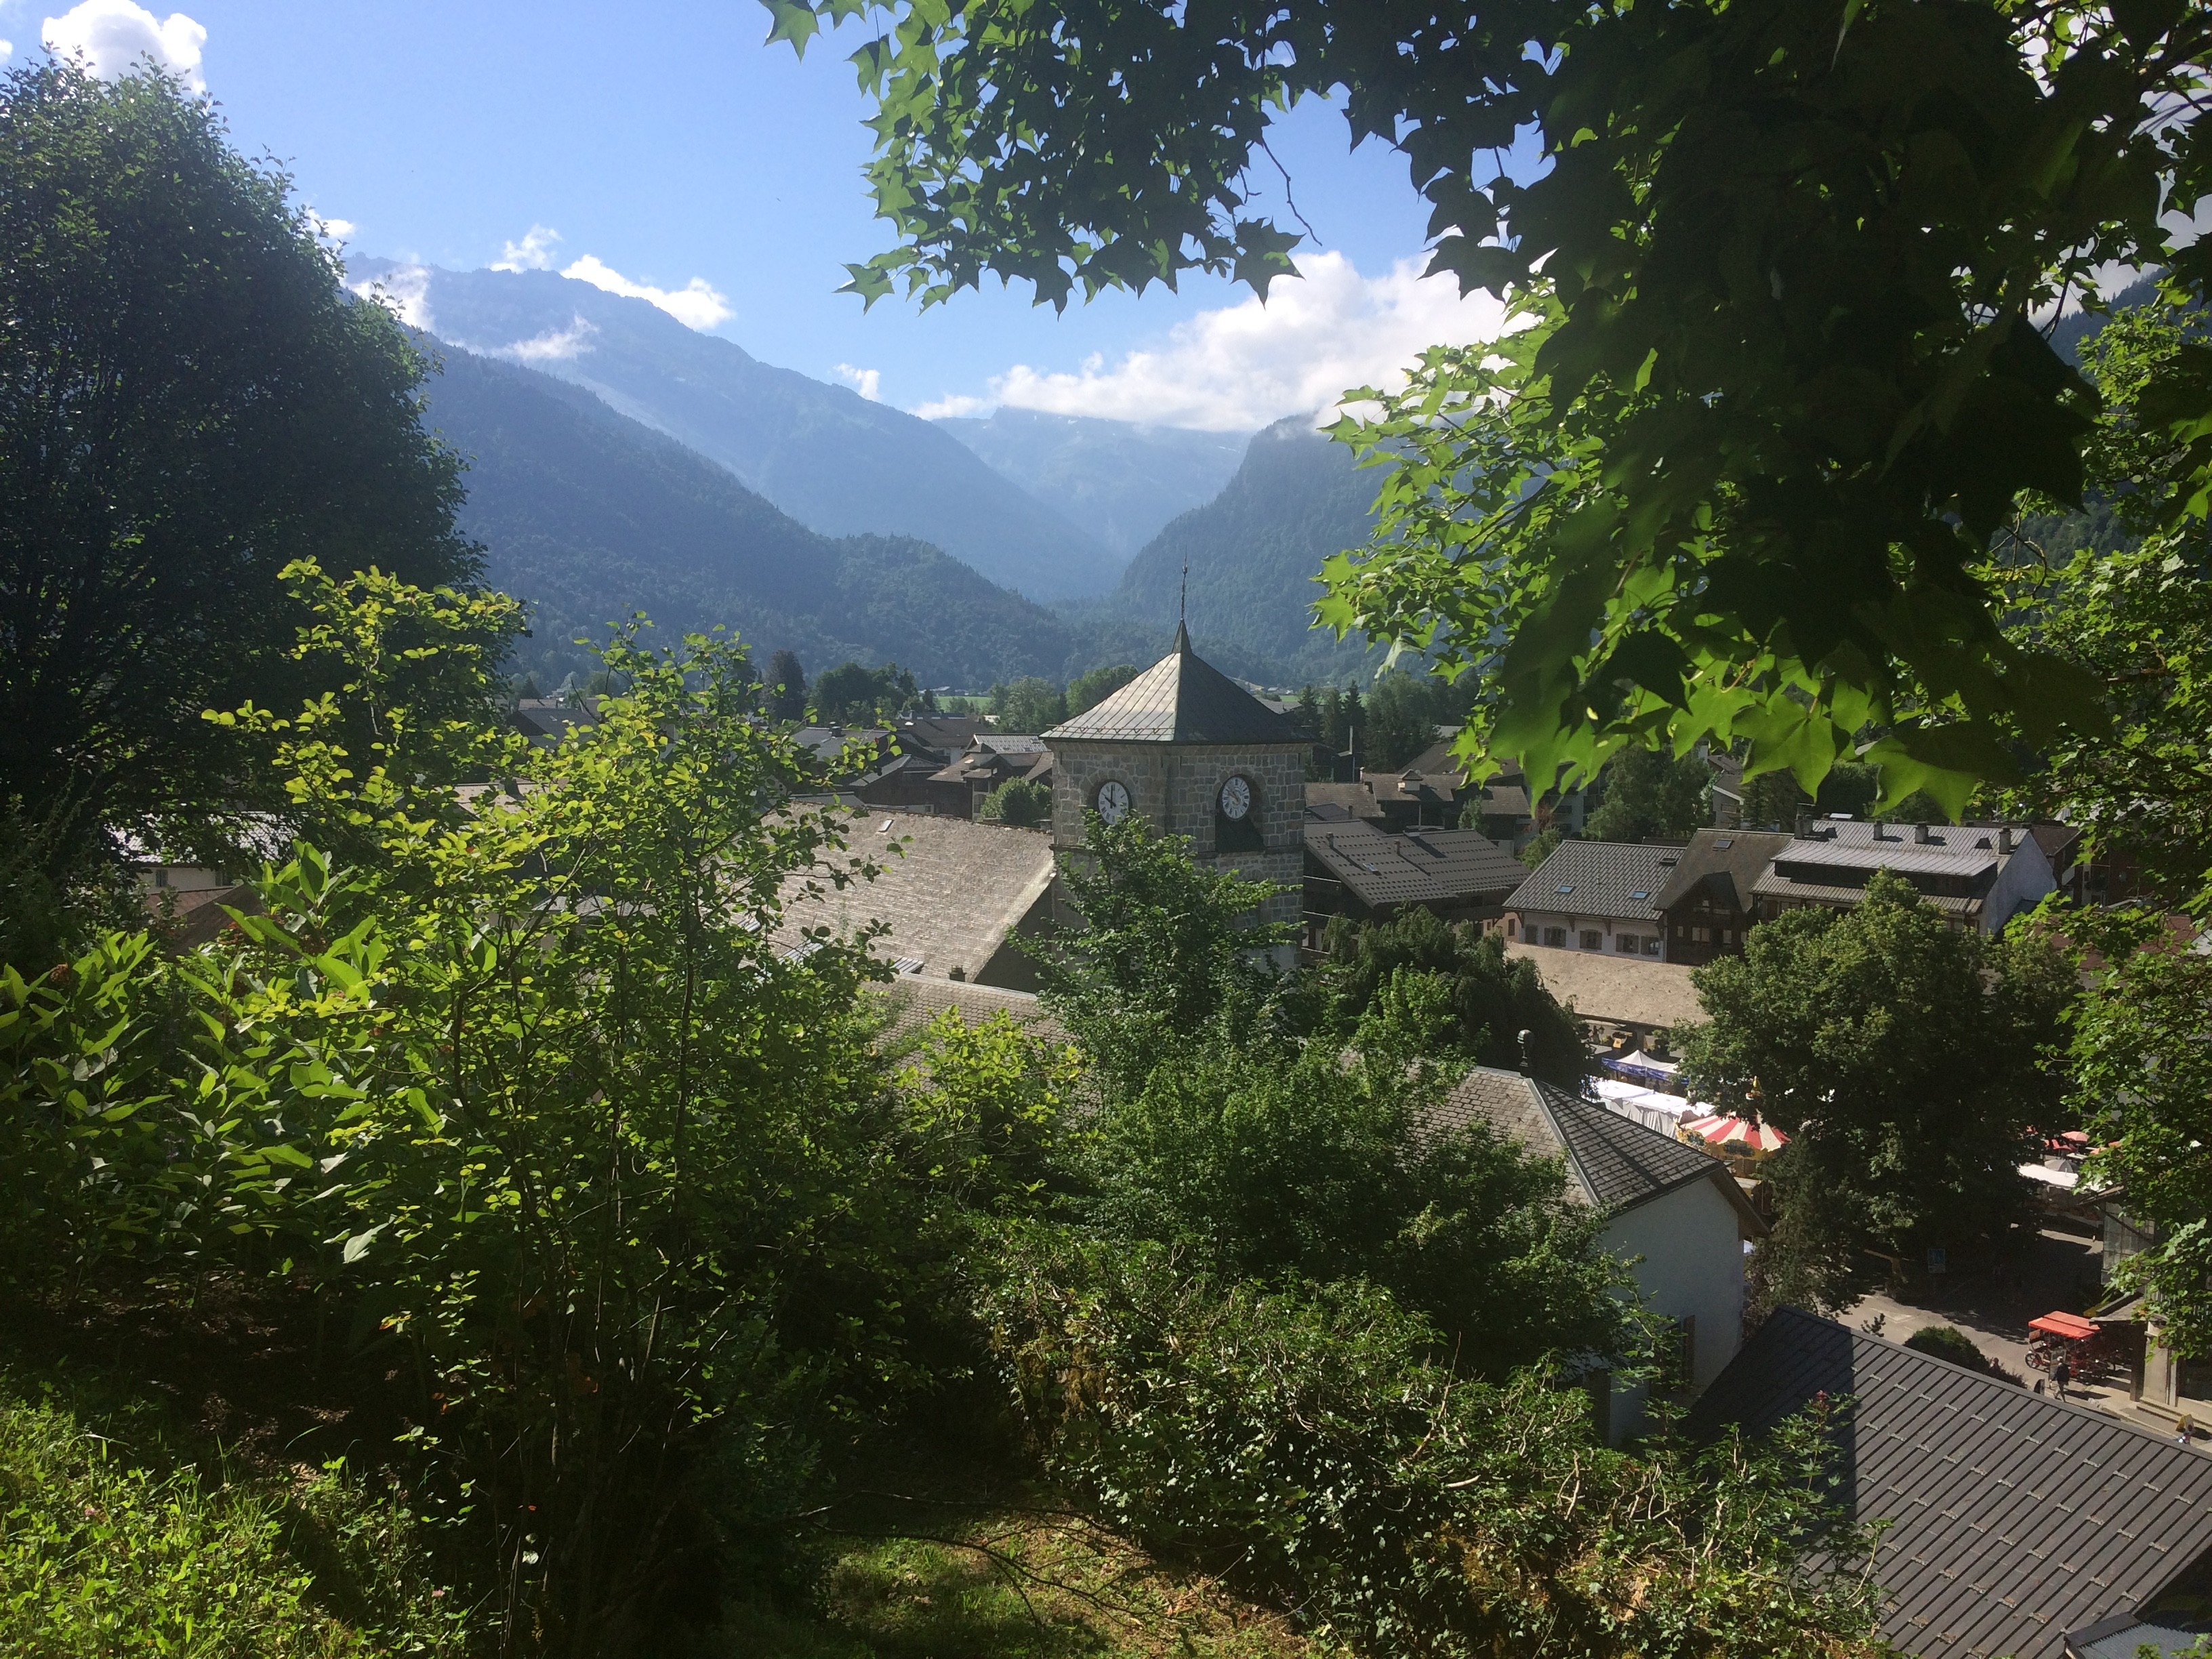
[1651,828,1794,913]
[1748,874,1980,916]
[1504,840,1685,923]
[1689,1307,2212,1659]
[1306,823,1527,909]
[1044,623,1304,745]
[1425,1067,1728,1214]
[1771,819,2015,879]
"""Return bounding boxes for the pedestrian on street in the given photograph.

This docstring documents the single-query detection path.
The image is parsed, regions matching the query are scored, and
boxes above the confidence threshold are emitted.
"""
[2053,1358,2072,1399]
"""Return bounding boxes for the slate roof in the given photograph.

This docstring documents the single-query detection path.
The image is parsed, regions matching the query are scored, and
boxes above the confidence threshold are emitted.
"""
[773,811,1057,981]
[1506,840,1685,923]
[1425,1067,1735,1216]
[1689,1307,2212,1659]
[1750,876,1980,916]
[1773,823,2002,879]
[1305,781,1385,823]
[1652,829,1794,914]
[1307,823,1526,909]
[869,977,1068,1047]
[1044,623,1305,745]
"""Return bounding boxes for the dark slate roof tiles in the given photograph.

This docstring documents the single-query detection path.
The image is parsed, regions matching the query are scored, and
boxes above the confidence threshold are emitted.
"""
[1504,839,1685,923]
[1650,828,1795,913]
[1425,1067,1727,1214]
[1306,822,1528,909]
[1044,623,1303,745]
[1689,1307,2212,1659]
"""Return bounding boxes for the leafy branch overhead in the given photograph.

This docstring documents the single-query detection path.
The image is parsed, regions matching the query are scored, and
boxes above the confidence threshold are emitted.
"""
[764,0,2212,811]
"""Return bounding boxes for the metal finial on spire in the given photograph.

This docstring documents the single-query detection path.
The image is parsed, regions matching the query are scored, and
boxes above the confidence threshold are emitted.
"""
[1180,558,1188,628]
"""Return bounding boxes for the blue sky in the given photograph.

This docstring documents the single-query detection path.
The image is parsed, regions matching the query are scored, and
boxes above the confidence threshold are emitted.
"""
[5,0,1520,428]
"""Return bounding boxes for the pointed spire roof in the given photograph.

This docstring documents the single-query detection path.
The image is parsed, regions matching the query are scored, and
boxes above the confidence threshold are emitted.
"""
[1044,628,1302,745]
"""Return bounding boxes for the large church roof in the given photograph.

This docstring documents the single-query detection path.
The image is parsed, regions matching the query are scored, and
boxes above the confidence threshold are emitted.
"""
[1044,623,1305,745]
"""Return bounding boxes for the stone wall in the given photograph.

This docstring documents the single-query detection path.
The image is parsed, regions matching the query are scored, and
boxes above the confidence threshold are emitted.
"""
[1052,739,1307,952]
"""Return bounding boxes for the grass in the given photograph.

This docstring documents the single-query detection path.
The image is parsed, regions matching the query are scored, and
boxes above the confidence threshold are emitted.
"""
[0,1368,470,1659]
[713,1495,1314,1659]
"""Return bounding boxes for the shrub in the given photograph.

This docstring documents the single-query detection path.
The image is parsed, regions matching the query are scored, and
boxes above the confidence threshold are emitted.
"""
[977,776,1052,828]
[0,1381,467,1658]
[1902,1324,1992,1373]
[975,1225,1886,1659]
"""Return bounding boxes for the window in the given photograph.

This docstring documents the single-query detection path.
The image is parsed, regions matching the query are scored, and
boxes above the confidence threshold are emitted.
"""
[1505,916,1517,938]
[1643,937,1662,957]
[1673,1316,1698,1388]
[1615,934,1637,952]
[1542,926,1568,947]
[1579,929,1603,951]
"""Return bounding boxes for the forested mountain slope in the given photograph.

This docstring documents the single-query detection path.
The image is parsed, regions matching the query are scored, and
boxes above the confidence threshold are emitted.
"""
[1063,416,1385,686]
[356,259,1120,600]
[422,344,1073,688]
[937,407,1250,561]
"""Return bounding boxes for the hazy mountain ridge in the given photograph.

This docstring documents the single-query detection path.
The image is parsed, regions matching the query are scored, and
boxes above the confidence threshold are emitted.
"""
[1061,415,1387,687]
[356,260,1122,601]
[937,407,1250,560]
[420,344,1074,688]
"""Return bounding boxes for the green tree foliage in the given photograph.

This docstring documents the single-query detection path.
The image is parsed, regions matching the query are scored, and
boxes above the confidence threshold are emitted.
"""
[765,647,808,722]
[0,1376,468,1658]
[1584,746,1712,844]
[1073,1025,1623,1372]
[1361,669,1460,771]
[1680,874,2077,1313]
[1025,813,1291,1101]
[1902,1324,1994,1374]
[1065,662,1138,716]
[976,775,1052,829]
[1515,825,1565,868]
[1302,682,1366,754]
[975,1229,1885,1659]
[0,65,485,902]
[2068,907,2212,1360]
[990,676,1067,734]
[1317,907,1585,1085]
[2001,306,2212,908]
[766,0,2212,813]
[0,573,928,1654]
[812,659,921,725]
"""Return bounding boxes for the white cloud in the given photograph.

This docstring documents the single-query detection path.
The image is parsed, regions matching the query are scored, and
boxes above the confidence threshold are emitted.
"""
[914,392,988,421]
[933,252,1511,432]
[0,41,14,64]
[42,0,206,92]
[308,209,355,243]
[833,363,881,401]
[348,264,432,331]
[559,253,732,331]
[493,224,561,273]
[498,315,598,364]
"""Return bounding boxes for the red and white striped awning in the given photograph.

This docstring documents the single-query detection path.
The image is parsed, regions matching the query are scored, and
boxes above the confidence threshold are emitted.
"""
[1680,1113,1788,1158]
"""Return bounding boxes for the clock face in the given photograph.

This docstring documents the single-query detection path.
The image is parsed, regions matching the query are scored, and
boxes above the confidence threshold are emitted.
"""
[1094,779,1132,824]
[1218,775,1253,821]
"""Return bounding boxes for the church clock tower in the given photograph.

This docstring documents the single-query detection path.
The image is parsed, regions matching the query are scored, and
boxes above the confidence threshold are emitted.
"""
[1043,623,1307,960]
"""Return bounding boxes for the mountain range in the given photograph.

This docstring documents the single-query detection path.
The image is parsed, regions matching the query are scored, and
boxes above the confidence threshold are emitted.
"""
[935,407,1249,560]
[369,261,1390,691]
[1074,415,1387,686]
[420,345,1073,689]
[356,259,1128,602]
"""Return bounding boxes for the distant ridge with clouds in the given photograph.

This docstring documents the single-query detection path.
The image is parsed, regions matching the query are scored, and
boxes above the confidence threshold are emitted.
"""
[419,343,1076,689]
[348,258,1126,602]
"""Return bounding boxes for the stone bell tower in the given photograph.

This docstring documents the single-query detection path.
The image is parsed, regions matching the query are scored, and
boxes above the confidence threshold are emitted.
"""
[1042,622,1307,960]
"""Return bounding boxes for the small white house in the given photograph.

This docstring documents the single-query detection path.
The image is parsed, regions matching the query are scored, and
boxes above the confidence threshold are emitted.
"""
[1426,1066,1765,1442]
